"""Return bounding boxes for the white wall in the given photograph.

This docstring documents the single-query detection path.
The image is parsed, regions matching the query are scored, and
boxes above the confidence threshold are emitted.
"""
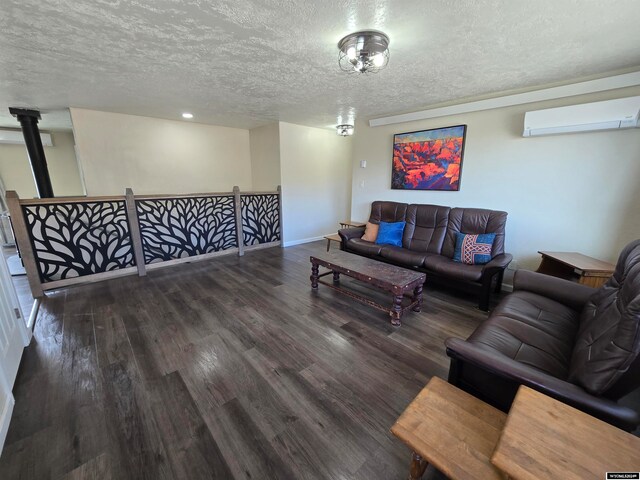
[70,108,252,195]
[351,86,640,268]
[250,123,281,191]
[0,131,84,198]
[279,122,353,245]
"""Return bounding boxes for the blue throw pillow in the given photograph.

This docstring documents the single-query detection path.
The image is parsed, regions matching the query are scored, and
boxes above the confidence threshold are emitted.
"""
[453,233,496,265]
[375,221,405,247]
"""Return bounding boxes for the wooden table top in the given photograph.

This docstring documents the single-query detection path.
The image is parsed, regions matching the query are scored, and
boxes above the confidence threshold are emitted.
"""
[491,386,640,480]
[391,377,507,480]
[538,251,615,274]
[339,220,366,228]
[323,233,342,241]
[310,250,425,289]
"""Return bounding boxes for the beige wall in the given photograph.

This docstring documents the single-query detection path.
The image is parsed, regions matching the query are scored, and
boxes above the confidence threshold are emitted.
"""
[351,86,640,269]
[0,130,84,198]
[250,123,281,191]
[279,122,353,245]
[70,108,252,195]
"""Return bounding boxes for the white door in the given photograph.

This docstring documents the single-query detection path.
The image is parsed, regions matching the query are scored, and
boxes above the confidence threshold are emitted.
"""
[0,254,30,454]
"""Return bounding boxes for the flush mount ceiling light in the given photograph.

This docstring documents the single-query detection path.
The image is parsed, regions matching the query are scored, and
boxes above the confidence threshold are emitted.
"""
[336,124,354,136]
[337,30,390,74]
[182,112,193,119]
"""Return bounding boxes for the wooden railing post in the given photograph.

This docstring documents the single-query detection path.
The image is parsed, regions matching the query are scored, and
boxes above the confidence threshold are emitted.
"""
[233,186,244,256]
[277,185,284,248]
[5,191,43,298]
[124,188,146,276]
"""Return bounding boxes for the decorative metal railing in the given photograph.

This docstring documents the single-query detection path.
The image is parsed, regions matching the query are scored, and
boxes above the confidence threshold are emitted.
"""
[6,186,282,297]
[22,200,135,282]
[241,193,280,246]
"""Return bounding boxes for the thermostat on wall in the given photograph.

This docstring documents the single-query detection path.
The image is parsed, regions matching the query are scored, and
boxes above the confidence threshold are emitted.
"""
[360,160,367,168]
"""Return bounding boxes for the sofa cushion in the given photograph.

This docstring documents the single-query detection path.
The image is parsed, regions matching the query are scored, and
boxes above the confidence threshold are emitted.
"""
[442,208,508,258]
[380,245,430,267]
[375,221,405,247]
[569,239,640,396]
[368,201,408,224]
[423,255,484,282]
[361,222,379,242]
[468,291,581,379]
[402,204,450,253]
[347,238,383,256]
[453,232,496,265]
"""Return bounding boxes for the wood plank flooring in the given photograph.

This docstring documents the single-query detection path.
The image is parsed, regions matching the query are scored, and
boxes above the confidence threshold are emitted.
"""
[0,242,505,479]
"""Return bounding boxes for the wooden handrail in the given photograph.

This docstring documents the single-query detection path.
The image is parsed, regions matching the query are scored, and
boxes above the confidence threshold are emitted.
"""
[19,195,125,205]
[18,190,281,205]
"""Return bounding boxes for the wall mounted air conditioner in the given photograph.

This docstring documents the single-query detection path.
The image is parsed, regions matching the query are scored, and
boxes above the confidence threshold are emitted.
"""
[523,96,640,137]
[0,128,53,146]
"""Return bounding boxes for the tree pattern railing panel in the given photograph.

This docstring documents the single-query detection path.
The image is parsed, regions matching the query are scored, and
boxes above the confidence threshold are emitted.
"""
[23,201,135,282]
[241,194,280,246]
[136,196,238,264]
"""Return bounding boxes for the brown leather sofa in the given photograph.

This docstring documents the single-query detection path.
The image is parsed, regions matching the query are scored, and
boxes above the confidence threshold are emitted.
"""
[338,201,513,310]
[446,239,640,431]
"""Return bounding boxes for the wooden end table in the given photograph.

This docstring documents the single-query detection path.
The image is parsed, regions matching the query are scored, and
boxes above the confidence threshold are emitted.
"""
[391,377,507,480]
[323,233,342,252]
[339,220,366,229]
[309,250,425,326]
[491,386,640,480]
[536,251,615,288]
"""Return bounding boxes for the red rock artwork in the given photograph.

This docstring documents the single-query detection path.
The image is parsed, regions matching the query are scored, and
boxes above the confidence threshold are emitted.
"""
[391,125,467,191]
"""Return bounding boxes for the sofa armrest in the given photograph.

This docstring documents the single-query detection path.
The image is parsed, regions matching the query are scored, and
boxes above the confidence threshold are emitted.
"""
[445,337,640,431]
[514,269,596,311]
[482,253,513,273]
[338,227,365,244]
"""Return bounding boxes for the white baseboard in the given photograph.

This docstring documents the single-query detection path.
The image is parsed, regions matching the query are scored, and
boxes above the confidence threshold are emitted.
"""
[0,393,15,457]
[283,235,332,248]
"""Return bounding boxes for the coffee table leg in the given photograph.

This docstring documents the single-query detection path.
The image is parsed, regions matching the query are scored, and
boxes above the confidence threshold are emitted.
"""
[409,452,428,480]
[390,294,403,326]
[332,271,340,284]
[310,262,319,289]
[411,284,423,312]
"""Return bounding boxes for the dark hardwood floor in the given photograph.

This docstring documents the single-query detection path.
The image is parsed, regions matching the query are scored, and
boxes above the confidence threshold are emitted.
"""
[0,242,510,479]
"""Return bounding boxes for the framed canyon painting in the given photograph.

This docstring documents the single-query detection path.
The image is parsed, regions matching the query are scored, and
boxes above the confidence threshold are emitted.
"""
[391,125,467,191]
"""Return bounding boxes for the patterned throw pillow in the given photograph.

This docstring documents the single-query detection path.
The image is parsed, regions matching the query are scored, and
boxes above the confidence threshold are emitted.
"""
[453,233,496,265]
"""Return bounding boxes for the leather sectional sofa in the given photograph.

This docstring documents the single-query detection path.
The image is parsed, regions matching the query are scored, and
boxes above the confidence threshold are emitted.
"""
[446,239,640,431]
[338,201,512,310]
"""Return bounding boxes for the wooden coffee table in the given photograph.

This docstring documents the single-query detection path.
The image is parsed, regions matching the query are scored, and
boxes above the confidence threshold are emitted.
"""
[309,250,425,326]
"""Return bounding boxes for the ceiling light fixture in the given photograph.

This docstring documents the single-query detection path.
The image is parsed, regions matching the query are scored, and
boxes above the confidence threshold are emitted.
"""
[338,30,390,74]
[336,124,354,136]
[182,112,193,119]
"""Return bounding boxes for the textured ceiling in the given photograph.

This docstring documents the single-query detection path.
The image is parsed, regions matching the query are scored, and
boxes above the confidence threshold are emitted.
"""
[1,0,640,130]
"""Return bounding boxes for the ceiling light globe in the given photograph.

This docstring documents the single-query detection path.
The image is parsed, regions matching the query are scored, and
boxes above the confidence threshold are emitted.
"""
[337,30,390,74]
[372,53,385,67]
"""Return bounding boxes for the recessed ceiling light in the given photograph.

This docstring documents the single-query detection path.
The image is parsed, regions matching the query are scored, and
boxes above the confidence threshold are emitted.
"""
[182,112,193,119]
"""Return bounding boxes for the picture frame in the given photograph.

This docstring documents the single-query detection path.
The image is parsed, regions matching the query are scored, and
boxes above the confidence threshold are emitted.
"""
[391,124,467,191]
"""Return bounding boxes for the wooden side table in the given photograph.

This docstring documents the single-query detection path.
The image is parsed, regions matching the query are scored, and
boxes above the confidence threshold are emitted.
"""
[339,220,366,229]
[536,251,615,288]
[491,385,640,480]
[391,377,507,480]
[323,233,341,252]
